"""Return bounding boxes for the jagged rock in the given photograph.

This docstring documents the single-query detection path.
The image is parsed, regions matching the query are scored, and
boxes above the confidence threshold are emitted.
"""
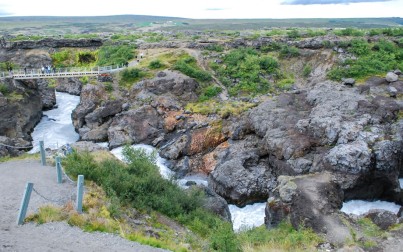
[3,38,103,50]
[71,141,108,152]
[342,78,355,86]
[160,135,189,160]
[394,69,402,76]
[56,78,82,95]
[386,72,398,83]
[84,100,123,128]
[108,105,161,148]
[72,84,107,129]
[324,141,371,174]
[388,86,397,98]
[0,136,32,157]
[0,79,42,142]
[201,186,232,222]
[208,137,274,206]
[132,70,199,103]
[81,121,110,142]
[365,210,398,230]
[267,173,350,245]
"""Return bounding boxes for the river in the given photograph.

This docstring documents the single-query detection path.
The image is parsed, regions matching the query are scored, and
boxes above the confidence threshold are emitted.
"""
[27,91,402,231]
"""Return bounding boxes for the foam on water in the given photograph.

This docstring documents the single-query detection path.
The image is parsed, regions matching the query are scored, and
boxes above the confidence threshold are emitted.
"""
[341,200,401,215]
[229,202,266,232]
[399,179,403,189]
[29,92,80,153]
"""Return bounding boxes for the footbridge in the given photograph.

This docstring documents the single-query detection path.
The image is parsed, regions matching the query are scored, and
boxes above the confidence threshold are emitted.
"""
[0,65,125,80]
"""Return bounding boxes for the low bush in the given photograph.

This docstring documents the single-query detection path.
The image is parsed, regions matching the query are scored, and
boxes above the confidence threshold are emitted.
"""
[148,59,165,69]
[174,57,212,82]
[97,45,136,66]
[279,45,300,58]
[199,85,222,102]
[120,68,146,86]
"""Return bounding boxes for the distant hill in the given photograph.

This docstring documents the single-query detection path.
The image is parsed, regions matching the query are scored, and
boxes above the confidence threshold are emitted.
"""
[0,15,401,35]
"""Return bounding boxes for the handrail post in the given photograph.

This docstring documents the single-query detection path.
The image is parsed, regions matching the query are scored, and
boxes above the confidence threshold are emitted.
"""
[39,140,46,166]
[76,175,84,213]
[56,156,62,183]
[17,182,33,225]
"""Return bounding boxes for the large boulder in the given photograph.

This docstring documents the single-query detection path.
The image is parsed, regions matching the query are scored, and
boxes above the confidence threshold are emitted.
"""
[385,72,398,83]
[201,186,232,222]
[208,136,275,206]
[108,105,162,148]
[266,173,351,245]
[131,70,199,103]
[364,210,398,230]
[56,78,82,95]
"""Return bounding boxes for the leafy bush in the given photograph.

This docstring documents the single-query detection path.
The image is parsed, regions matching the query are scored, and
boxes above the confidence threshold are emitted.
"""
[303,64,312,78]
[287,29,300,39]
[199,85,222,102]
[328,39,403,81]
[0,83,9,95]
[97,45,135,66]
[148,59,164,69]
[213,48,280,96]
[51,50,74,67]
[276,78,294,90]
[174,57,212,82]
[334,27,364,36]
[279,45,300,58]
[348,39,370,56]
[63,148,239,250]
[120,68,145,85]
[77,51,97,66]
[205,44,224,52]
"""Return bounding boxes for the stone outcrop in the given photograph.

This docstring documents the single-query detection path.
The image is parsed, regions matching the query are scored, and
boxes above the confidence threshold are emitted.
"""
[0,79,44,156]
[2,38,103,50]
[56,78,83,95]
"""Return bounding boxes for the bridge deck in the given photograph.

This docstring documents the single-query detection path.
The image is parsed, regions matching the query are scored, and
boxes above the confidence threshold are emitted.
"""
[0,65,125,80]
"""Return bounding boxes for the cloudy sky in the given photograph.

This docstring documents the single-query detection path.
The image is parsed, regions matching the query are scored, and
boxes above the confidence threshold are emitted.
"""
[0,0,402,18]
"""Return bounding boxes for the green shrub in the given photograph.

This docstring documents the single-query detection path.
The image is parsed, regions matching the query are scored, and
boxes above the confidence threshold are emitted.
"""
[148,59,164,69]
[97,45,136,66]
[334,27,364,37]
[0,83,9,95]
[279,45,300,58]
[77,51,97,66]
[287,29,300,39]
[120,68,145,85]
[276,79,294,90]
[205,44,224,52]
[213,48,280,96]
[51,50,74,68]
[199,85,222,102]
[348,39,370,56]
[173,57,212,82]
[105,83,113,92]
[303,64,312,78]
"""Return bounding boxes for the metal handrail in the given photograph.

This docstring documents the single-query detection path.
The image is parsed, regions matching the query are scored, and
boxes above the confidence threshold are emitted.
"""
[0,64,126,80]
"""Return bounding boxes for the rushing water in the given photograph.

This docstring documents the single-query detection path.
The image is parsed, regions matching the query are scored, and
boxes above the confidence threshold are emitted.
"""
[29,92,80,153]
[340,200,401,215]
[110,144,266,231]
[400,178,403,189]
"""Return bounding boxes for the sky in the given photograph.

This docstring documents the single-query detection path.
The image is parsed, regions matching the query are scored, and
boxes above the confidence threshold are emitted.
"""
[0,0,402,19]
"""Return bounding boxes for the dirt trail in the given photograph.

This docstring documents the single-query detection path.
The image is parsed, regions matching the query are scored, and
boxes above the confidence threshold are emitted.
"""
[0,159,167,252]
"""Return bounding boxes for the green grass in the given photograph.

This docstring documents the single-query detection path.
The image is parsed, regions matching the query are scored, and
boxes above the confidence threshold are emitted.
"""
[186,100,256,118]
[0,153,40,163]
[238,222,323,251]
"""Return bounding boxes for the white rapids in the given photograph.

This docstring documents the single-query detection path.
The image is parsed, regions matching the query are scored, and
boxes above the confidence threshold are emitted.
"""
[29,91,80,153]
[341,200,401,215]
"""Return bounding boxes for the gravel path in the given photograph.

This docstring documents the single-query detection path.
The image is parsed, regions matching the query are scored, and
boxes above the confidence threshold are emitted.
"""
[0,159,168,252]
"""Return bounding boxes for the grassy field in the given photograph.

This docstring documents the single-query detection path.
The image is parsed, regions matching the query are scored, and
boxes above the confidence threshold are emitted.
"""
[0,15,401,35]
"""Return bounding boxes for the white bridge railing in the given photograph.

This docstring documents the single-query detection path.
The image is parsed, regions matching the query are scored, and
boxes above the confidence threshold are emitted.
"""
[0,64,126,80]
